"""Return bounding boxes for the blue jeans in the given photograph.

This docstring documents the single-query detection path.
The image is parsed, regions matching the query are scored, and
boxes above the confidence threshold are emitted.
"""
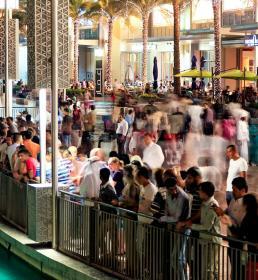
[62,134,71,147]
[178,228,191,280]
[226,191,233,206]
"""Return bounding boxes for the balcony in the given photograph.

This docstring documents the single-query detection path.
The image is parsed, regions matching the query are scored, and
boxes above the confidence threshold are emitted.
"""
[79,27,99,40]
[222,8,255,27]
[151,26,173,38]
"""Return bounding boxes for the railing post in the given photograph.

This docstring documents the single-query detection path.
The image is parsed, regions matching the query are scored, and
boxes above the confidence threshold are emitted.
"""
[51,0,59,249]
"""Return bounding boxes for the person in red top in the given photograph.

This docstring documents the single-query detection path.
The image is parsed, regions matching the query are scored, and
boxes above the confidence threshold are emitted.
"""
[17,149,38,182]
[22,130,40,159]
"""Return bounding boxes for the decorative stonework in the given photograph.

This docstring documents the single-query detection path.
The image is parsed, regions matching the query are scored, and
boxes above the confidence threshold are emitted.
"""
[0,19,19,80]
[27,0,70,89]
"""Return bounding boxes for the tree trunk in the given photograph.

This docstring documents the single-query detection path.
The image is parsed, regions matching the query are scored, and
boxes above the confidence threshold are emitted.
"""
[73,19,79,83]
[142,12,149,86]
[106,17,113,87]
[212,0,222,99]
[173,0,181,95]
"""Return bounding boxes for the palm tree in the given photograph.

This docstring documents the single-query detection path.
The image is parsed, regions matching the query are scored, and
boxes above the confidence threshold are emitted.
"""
[173,0,181,95]
[127,0,170,86]
[85,0,126,87]
[212,0,222,98]
[171,0,191,95]
[69,0,91,83]
[12,0,27,37]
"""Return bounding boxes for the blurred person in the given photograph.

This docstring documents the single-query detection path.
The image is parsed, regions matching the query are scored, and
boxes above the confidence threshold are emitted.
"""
[83,105,96,132]
[125,109,134,127]
[185,182,221,280]
[187,103,203,134]
[161,177,190,223]
[0,131,12,169]
[226,145,248,204]
[222,194,258,280]
[142,132,164,169]
[46,130,62,149]
[214,177,248,280]
[136,166,157,217]
[6,133,23,170]
[236,114,249,162]
[222,111,236,142]
[198,157,222,191]
[116,115,128,155]
[79,148,106,199]
[6,117,18,133]
[108,157,124,198]
[162,177,191,280]
[201,103,214,135]
[97,167,118,264]
[44,147,73,186]
[61,108,73,147]
[22,130,40,159]
[25,114,36,129]
[120,164,140,213]
[27,127,40,145]
[99,167,118,208]
[14,149,38,182]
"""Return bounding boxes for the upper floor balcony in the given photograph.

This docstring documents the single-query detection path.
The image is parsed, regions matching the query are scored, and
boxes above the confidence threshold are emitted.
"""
[222,8,256,27]
[79,27,99,40]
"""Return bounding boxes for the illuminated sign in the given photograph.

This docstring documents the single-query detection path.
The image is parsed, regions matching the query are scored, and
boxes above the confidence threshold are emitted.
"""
[245,35,258,46]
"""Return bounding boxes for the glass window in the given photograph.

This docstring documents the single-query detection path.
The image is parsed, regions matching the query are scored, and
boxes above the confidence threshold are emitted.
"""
[181,6,191,30]
[223,0,253,11]
[192,0,213,22]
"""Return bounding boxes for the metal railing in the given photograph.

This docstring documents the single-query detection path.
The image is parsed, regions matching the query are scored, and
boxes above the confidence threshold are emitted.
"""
[79,28,99,40]
[58,191,258,280]
[0,171,28,233]
[0,107,39,120]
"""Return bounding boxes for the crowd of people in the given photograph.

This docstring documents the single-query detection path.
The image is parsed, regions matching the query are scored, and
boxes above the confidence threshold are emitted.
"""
[0,94,257,279]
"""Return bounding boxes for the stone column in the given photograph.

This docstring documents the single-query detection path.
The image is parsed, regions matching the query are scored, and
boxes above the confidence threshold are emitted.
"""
[27,0,70,89]
[0,17,19,115]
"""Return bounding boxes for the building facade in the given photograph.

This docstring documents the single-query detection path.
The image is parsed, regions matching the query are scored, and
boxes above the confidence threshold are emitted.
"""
[78,0,258,91]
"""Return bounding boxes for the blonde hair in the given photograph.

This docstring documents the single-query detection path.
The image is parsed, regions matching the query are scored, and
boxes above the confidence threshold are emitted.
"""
[108,157,124,168]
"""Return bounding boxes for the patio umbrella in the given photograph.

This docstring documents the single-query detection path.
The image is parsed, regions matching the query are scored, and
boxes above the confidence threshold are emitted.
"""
[175,69,212,78]
[215,68,258,106]
[153,57,158,90]
[214,69,258,81]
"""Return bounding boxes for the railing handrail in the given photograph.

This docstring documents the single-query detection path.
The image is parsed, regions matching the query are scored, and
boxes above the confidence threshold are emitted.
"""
[59,190,258,249]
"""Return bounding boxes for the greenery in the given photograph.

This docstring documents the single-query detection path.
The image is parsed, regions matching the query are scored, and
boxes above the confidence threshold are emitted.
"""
[66,88,85,98]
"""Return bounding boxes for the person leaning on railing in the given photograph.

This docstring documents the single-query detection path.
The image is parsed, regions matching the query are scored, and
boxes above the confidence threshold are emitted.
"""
[13,148,38,183]
[219,193,258,280]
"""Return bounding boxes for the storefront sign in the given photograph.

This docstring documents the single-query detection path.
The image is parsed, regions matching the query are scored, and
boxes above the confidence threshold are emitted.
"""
[245,34,258,46]
[95,60,103,93]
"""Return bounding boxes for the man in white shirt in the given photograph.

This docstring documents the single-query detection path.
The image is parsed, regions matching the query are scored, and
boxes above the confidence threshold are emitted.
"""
[226,145,248,204]
[142,133,164,169]
[215,177,247,227]
[79,148,107,199]
[116,115,128,155]
[136,166,158,218]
